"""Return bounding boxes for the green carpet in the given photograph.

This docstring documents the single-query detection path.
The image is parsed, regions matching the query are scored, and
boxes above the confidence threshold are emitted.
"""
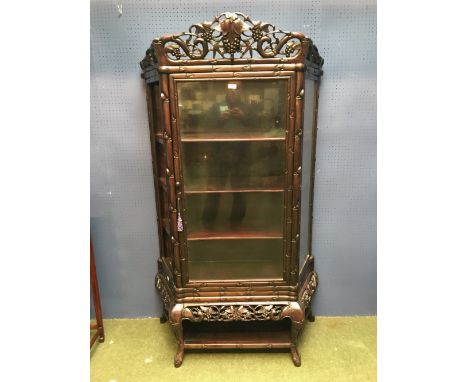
[91,316,376,382]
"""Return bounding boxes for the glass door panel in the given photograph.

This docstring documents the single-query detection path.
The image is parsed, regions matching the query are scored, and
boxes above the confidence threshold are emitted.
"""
[185,191,283,236]
[181,141,285,191]
[177,79,288,140]
[188,239,283,281]
[175,77,289,282]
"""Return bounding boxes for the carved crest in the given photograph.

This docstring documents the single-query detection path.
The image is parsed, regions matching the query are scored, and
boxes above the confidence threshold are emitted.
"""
[141,12,323,76]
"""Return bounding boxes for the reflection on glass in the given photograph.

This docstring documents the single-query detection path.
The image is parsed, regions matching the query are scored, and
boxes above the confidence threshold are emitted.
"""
[185,192,283,235]
[188,239,283,281]
[298,80,316,272]
[182,141,284,191]
[176,78,290,282]
[177,79,288,139]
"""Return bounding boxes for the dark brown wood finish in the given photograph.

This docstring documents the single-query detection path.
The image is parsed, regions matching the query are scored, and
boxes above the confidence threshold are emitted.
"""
[141,12,323,367]
[90,239,105,349]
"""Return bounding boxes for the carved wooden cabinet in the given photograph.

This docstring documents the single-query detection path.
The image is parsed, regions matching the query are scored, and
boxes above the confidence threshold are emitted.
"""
[140,12,323,367]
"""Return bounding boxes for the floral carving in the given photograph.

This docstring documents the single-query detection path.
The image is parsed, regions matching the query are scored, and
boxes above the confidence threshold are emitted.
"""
[183,304,287,322]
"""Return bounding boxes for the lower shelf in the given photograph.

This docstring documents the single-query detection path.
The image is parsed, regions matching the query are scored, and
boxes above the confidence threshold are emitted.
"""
[183,320,292,349]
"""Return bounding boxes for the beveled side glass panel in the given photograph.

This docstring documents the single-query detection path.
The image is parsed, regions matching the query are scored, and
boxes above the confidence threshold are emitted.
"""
[299,80,316,272]
[185,191,283,236]
[181,141,285,191]
[188,239,283,281]
[177,79,288,139]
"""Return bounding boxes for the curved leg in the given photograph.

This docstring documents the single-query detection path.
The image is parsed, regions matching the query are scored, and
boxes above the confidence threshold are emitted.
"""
[291,345,301,367]
[169,304,185,367]
[307,307,315,322]
[280,302,306,366]
[174,342,184,368]
[291,320,304,345]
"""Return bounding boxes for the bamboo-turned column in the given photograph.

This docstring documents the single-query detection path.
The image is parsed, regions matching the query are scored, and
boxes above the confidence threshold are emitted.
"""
[168,76,189,286]
[284,75,297,284]
[290,70,305,286]
[160,73,182,288]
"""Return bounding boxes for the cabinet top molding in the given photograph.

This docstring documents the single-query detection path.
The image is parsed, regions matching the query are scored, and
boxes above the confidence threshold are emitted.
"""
[140,12,323,80]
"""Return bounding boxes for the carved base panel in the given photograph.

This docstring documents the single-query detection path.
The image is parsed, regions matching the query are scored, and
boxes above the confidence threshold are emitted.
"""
[155,270,317,367]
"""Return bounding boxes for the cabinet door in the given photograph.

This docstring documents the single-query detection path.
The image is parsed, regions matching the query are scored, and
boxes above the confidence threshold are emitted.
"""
[174,76,293,283]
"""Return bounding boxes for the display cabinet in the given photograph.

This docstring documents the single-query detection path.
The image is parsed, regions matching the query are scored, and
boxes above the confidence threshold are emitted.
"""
[140,12,323,367]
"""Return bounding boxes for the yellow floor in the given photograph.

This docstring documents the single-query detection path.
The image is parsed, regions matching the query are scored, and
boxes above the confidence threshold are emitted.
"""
[91,316,376,382]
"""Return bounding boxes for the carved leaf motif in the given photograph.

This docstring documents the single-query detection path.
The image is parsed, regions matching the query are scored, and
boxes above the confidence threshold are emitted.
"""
[183,304,289,322]
[216,12,248,35]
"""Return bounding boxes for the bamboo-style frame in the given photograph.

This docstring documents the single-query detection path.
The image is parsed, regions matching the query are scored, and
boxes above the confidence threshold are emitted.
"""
[141,12,323,367]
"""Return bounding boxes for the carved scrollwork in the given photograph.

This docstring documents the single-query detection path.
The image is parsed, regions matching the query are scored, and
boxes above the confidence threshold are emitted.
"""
[305,40,324,79]
[182,304,288,322]
[153,12,311,61]
[299,271,318,307]
[155,273,173,311]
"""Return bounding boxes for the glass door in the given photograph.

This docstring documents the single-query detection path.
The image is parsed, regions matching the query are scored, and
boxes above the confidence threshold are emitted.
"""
[176,78,289,282]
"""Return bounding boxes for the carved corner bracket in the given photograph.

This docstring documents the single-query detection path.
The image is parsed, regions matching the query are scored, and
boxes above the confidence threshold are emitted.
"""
[299,271,318,308]
[305,40,324,80]
[140,47,159,84]
[155,272,174,312]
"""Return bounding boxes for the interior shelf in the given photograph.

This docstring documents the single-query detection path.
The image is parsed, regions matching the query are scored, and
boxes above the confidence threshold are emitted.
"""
[181,134,285,142]
[184,187,284,194]
[187,231,283,240]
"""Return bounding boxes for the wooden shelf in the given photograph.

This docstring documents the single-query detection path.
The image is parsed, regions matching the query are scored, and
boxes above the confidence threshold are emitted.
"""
[184,188,284,194]
[181,134,285,142]
[188,261,283,282]
[184,331,291,349]
[183,320,291,349]
[187,231,283,241]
